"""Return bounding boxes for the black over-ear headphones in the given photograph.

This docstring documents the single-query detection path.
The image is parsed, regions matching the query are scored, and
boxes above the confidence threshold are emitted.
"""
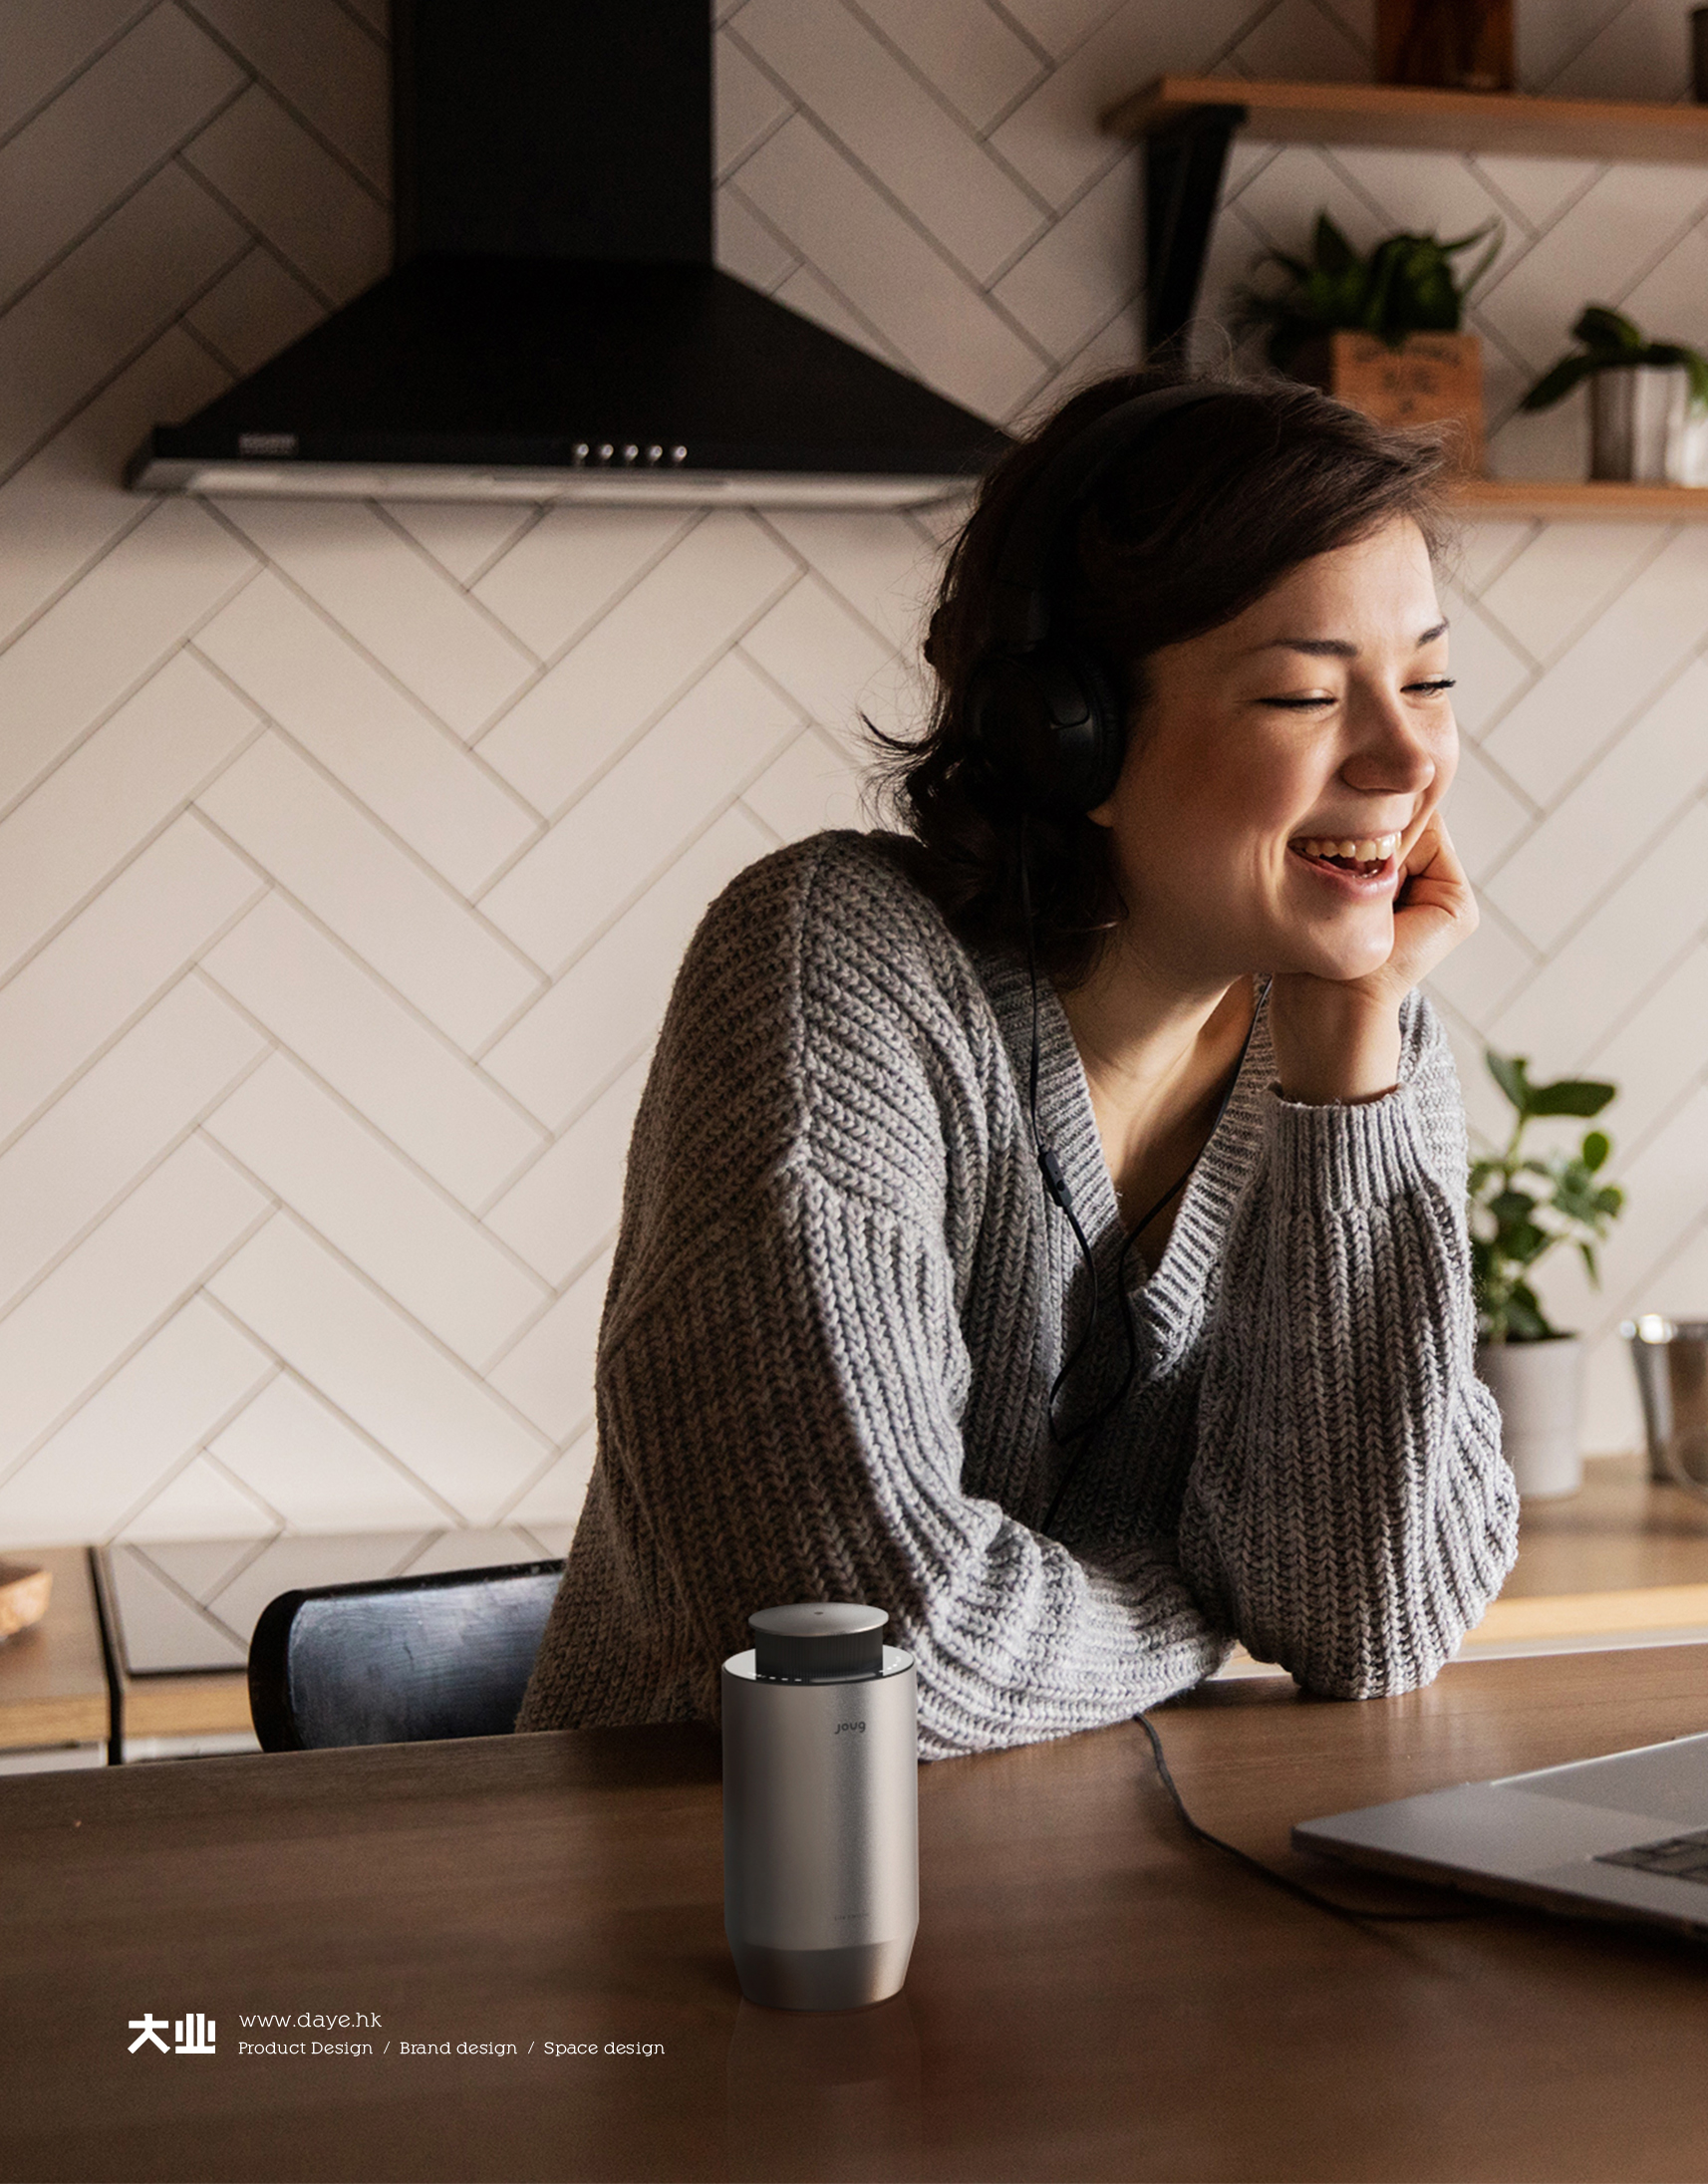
[963,383,1226,817]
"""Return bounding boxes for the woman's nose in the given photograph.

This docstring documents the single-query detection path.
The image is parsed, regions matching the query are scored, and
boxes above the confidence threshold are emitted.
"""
[1339,697,1445,797]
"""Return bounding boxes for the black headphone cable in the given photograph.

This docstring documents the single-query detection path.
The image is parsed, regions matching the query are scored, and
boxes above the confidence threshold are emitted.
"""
[1020,818,1263,1526]
[1136,1711,1486,1927]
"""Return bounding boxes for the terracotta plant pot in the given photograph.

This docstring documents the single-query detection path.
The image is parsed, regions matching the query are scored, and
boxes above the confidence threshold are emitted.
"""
[1476,1334,1582,1500]
[1290,330,1485,473]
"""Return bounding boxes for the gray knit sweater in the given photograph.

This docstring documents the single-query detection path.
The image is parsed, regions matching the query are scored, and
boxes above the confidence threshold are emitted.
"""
[518,830,1517,1758]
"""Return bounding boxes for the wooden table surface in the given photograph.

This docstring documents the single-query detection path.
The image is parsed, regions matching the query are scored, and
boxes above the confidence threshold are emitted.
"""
[1506,1454,1708,1594]
[6,1646,1708,2183]
[1466,1455,1708,1654]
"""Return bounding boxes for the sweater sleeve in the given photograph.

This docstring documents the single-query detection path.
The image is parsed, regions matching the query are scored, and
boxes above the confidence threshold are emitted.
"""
[592,1163,1231,1760]
[1177,993,1518,1698]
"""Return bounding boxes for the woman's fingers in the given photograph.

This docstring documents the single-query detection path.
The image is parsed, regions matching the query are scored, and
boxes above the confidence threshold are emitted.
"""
[1387,810,1478,990]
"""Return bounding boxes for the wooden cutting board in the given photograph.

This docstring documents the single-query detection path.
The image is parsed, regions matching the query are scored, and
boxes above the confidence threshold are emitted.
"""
[0,1562,51,1641]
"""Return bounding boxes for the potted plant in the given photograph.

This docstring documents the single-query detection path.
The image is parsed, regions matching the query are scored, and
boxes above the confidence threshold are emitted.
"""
[1471,1050,1624,1500]
[1238,211,1502,470]
[1521,305,1708,484]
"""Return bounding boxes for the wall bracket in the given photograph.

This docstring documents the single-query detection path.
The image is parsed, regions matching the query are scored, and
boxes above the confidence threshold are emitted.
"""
[1143,103,1248,361]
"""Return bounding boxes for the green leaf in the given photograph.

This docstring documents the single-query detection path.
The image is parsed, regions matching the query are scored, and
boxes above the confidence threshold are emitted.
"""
[1507,1286,1557,1341]
[1520,354,1598,411]
[1552,1179,1602,1228]
[1578,1239,1600,1287]
[1455,219,1505,303]
[1486,1049,1531,1114]
[1581,1130,1610,1173]
[1312,211,1358,278]
[1572,303,1644,353]
[1652,342,1708,411]
[1488,1188,1538,1224]
[1595,1185,1625,1217]
[1504,1219,1552,1266]
[1247,213,1504,346]
[1527,1078,1616,1118]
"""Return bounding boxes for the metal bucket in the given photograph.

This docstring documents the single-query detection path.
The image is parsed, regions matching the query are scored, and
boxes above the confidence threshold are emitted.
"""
[1622,1316,1708,1494]
[1590,366,1690,482]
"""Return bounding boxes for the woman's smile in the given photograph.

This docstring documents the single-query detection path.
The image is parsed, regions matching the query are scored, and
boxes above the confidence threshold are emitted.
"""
[1286,834,1403,897]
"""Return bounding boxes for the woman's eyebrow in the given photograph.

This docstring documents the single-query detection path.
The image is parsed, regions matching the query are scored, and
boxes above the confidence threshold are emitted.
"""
[1245,619,1450,659]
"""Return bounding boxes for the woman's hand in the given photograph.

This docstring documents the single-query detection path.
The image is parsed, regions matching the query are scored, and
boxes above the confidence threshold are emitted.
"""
[1268,813,1478,1105]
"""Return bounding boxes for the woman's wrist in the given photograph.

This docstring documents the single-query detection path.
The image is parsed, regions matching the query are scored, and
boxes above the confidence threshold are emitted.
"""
[1267,976,1403,1106]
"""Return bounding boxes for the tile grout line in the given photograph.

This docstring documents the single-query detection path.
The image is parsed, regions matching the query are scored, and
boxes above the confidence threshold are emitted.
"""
[182,1168,561,1456]
[195,1039,563,1306]
[0,1194,280,1503]
[462,508,711,753]
[0,72,254,326]
[172,3,393,208]
[467,558,813,913]
[0,0,161,159]
[184,1295,476,1529]
[0,1040,277,1341]
[192,497,547,773]
[0,871,271,1171]
[721,27,1056,366]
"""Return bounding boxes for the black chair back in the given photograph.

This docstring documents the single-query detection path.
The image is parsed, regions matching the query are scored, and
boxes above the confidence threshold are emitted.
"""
[247,1560,563,1751]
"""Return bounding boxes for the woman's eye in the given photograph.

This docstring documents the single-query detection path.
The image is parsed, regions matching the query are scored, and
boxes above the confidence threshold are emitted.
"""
[1407,677,1457,694]
[1261,694,1337,710]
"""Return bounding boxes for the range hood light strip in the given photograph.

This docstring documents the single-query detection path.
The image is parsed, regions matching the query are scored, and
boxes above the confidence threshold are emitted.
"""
[167,461,971,508]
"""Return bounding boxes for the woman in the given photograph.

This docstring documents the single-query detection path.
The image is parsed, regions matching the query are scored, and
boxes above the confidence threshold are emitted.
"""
[519,369,1518,1758]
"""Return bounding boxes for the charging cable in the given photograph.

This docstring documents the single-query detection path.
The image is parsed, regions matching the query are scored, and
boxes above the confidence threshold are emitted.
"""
[1136,1711,1485,1927]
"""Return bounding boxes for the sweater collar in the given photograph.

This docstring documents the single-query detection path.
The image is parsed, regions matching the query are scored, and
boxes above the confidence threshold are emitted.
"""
[976,945,1275,1333]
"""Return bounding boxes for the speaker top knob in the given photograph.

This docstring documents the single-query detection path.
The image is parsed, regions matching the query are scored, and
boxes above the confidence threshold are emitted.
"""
[749,1601,887,1682]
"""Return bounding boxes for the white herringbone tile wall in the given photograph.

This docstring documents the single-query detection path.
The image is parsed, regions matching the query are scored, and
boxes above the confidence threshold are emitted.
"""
[2,0,1706,1556]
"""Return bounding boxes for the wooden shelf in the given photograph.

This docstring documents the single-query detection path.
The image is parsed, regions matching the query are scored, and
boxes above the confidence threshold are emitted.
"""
[1104,74,1708,164]
[1099,76,1708,356]
[1455,478,1708,519]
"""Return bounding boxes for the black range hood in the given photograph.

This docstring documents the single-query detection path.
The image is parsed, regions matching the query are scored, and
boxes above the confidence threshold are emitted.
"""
[128,0,1007,507]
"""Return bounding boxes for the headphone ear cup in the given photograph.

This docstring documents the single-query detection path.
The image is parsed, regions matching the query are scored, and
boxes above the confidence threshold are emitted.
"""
[963,642,1126,817]
[1050,638,1125,814]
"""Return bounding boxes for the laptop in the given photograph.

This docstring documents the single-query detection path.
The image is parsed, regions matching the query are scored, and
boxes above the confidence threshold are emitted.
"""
[1294,1731,1708,1939]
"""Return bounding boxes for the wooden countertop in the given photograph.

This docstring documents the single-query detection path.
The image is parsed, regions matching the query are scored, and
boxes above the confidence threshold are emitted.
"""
[6,1645,1708,2182]
[1468,1452,1708,1654]
[0,1545,109,1753]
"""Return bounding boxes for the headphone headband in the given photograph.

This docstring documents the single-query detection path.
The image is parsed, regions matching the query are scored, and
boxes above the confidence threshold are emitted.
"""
[986,383,1226,653]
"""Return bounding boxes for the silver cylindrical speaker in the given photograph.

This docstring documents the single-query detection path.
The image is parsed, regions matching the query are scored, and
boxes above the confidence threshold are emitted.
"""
[722,1602,918,2012]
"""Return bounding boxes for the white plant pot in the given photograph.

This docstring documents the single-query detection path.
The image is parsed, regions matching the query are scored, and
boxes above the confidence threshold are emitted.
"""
[1476,1335,1582,1500]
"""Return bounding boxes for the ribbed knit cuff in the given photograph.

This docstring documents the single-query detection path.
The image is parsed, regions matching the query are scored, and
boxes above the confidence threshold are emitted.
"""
[1263,1079,1432,1211]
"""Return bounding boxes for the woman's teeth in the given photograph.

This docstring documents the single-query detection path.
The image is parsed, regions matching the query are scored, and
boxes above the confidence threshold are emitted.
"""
[1295,832,1399,865]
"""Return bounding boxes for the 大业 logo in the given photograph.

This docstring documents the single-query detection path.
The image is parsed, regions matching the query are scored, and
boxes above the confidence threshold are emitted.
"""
[129,2012,215,2054]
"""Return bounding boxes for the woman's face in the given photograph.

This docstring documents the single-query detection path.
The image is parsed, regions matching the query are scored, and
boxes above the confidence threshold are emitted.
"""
[1090,515,1457,988]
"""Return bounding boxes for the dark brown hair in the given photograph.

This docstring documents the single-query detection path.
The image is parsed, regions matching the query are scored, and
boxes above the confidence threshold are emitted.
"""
[879,368,1454,986]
